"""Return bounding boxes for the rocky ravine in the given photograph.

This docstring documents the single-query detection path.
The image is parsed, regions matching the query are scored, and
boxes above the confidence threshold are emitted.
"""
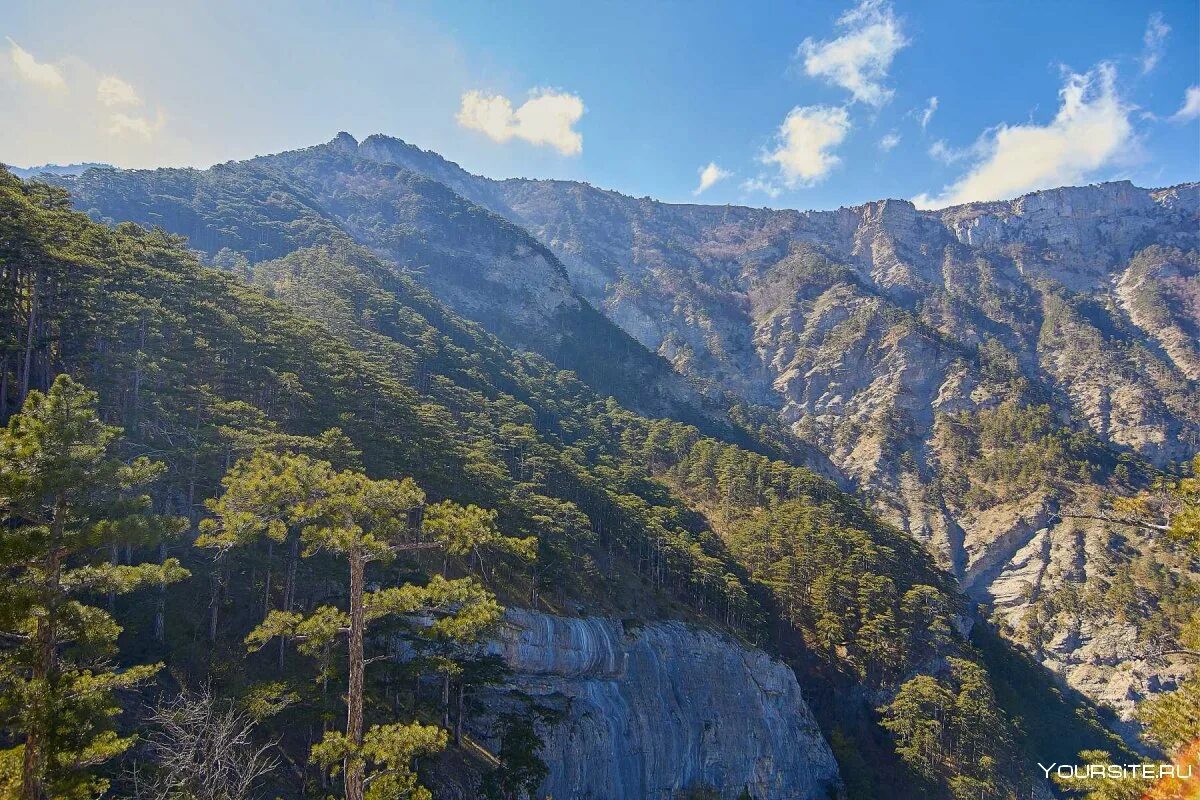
[466,609,841,800]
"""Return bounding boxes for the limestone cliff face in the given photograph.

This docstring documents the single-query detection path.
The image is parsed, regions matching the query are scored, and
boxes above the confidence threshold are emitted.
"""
[490,182,1199,469]
[981,511,1198,743]
[474,609,841,800]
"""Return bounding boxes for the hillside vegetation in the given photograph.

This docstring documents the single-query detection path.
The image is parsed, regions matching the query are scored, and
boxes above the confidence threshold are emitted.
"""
[5,154,1183,799]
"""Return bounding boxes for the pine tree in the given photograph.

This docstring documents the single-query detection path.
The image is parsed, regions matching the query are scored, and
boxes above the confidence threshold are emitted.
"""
[880,674,953,783]
[0,375,188,800]
[204,451,523,800]
[480,714,549,800]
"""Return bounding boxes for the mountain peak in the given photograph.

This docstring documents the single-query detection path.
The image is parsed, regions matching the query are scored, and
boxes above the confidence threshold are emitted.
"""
[358,132,463,173]
[330,131,359,152]
[360,132,411,149]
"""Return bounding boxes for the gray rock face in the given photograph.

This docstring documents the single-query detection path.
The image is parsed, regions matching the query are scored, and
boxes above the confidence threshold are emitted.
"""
[477,609,841,800]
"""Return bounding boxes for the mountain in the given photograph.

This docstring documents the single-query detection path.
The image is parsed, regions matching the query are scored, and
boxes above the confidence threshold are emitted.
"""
[16,134,1195,796]
[53,135,1200,744]
[295,137,1200,733]
[466,173,1200,739]
[52,141,841,479]
[0,172,865,798]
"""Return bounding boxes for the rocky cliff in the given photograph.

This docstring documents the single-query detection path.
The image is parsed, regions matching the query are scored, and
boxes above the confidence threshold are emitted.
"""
[471,609,842,800]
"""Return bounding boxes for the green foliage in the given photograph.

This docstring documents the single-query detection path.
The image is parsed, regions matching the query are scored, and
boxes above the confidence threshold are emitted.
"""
[1139,672,1200,755]
[721,498,957,683]
[424,500,537,564]
[1134,584,1200,762]
[879,659,1012,799]
[1163,455,1200,545]
[311,721,446,800]
[0,376,187,799]
[827,726,876,800]
[212,451,511,799]
[936,400,1106,511]
[480,715,549,800]
[1049,750,1152,800]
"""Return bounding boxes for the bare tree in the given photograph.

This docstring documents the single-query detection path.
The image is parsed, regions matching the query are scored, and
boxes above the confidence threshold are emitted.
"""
[128,689,279,800]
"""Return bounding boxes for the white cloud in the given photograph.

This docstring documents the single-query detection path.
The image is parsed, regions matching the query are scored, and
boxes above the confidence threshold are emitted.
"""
[106,110,166,140]
[694,162,732,195]
[919,96,938,129]
[878,132,900,151]
[456,88,584,156]
[762,105,851,187]
[1,40,174,163]
[913,63,1133,209]
[1171,86,1200,121]
[928,138,971,164]
[798,0,907,107]
[1141,13,1169,74]
[97,75,141,107]
[740,176,783,199]
[6,38,66,91]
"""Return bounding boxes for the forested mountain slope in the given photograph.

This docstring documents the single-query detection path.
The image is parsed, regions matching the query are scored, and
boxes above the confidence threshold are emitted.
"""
[3,169,1142,798]
[55,135,1200,743]
[55,138,839,478]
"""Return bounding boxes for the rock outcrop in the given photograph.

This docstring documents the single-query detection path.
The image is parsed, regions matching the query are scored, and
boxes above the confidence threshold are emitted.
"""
[474,609,841,800]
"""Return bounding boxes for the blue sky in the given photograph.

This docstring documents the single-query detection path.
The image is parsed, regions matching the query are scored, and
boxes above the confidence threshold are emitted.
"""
[2,0,1198,209]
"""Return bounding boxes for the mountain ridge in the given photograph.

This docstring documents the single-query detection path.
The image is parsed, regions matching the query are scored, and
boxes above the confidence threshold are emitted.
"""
[293,130,1199,220]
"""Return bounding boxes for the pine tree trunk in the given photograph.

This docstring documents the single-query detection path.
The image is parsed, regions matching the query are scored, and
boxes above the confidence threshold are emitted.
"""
[262,540,273,619]
[154,541,167,643]
[208,556,222,643]
[108,537,119,612]
[130,314,145,433]
[20,278,38,402]
[280,536,298,670]
[442,670,450,730]
[22,495,65,800]
[1,350,9,420]
[21,607,50,800]
[454,681,464,746]
[345,551,366,800]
